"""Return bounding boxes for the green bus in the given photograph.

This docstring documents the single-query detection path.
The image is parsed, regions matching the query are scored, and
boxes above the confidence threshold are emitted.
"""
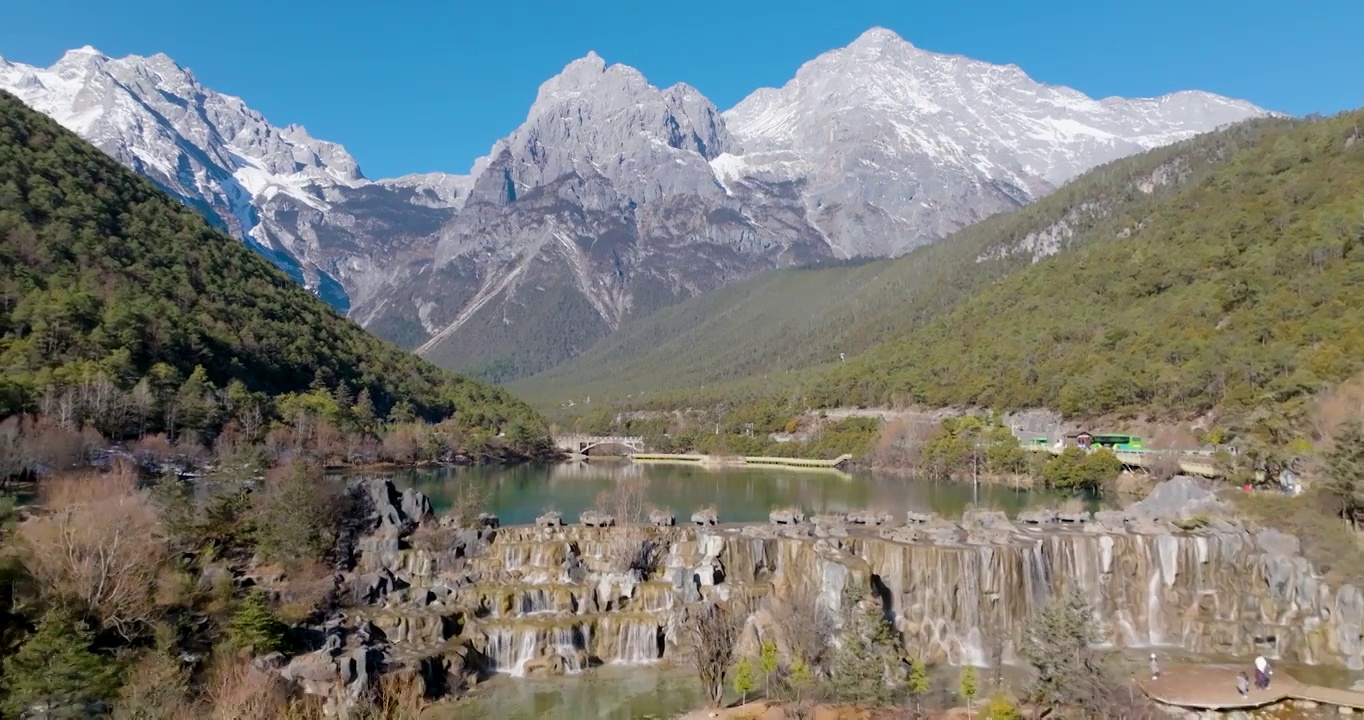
[1092,433,1144,451]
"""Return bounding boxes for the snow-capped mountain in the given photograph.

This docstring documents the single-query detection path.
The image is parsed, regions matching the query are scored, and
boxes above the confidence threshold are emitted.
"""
[375,51,830,380]
[0,47,467,311]
[1,31,1271,381]
[395,29,1269,377]
[718,27,1270,256]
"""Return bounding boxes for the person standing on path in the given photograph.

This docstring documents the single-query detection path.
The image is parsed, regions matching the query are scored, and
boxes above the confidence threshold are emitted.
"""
[1254,655,1269,689]
[1149,653,1160,681]
[1237,672,1250,697]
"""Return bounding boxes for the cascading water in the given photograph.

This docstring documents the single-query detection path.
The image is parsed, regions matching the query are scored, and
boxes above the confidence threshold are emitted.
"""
[598,616,663,665]
[484,625,541,675]
[482,621,592,675]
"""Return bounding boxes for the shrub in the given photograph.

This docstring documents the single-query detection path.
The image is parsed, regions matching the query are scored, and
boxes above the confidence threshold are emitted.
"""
[251,462,348,565]
[19,472,168,637]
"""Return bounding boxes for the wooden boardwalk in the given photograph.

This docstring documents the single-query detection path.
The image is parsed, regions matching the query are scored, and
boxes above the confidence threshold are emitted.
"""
[1137,664,1364,710]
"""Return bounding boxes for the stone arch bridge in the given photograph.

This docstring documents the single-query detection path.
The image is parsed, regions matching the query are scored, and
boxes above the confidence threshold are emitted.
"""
[553,435,646,457]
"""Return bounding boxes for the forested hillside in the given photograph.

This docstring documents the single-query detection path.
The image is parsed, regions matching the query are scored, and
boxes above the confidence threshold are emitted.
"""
[0,91,547,447]
[511,116,1297,408]
[806,109,1364,420]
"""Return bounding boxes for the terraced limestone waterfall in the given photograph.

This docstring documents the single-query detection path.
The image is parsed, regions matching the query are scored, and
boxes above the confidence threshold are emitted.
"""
[338,478,1364,699]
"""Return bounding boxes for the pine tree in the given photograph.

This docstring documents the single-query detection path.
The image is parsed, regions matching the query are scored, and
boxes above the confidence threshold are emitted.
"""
[831,587,899,705]
[759,639,779,699]
[0,610,120,718]
[960,665,979,717]
[227,590,285,654]
[388,400,416,424]
[352,388,377,433]
[906,657,930,715]
[732,656,756,705]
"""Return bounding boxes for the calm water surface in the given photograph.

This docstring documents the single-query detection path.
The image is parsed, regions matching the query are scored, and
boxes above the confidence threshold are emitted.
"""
[371,460,1099,524]
[455,666,701,720]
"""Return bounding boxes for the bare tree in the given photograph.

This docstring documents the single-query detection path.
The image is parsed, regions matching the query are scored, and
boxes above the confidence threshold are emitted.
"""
[780,585,836,675]
[685,600,745,708]
[19,472,169,638]
[0,416,23,480]
[603,528,664,578]
[594,472,650,525]
[447,479,491,528]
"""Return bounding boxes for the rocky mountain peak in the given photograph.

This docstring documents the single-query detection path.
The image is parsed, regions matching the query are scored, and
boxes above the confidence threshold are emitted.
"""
[847,26,912,51]
[465,51,736,208]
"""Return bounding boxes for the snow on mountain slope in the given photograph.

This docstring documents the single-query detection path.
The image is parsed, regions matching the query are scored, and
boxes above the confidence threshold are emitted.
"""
[0,47,467,312]
[2,34,1274,383]
[394,52,830,380]
[722,27,1271,257]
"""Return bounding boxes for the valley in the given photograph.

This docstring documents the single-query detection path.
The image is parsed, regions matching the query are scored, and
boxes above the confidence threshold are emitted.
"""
[2,16,1364,720]
[0,28,1268,384]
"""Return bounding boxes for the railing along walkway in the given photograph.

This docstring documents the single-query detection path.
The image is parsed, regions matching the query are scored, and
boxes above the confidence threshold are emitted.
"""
[1137,664,1364,710]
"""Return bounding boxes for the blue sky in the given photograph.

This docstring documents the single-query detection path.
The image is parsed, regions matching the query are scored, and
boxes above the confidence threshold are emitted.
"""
[2,0,1360,179]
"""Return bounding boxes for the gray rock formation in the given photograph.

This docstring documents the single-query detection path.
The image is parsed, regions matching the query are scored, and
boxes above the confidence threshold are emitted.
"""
[1128,475,1229,521]
[0,48,467,314]
[292,476,1364,717]
[723,27,1270,258]
[2,37,1271,381]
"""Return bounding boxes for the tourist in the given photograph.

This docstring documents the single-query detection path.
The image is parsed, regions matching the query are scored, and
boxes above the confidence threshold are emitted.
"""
[1254,655,1269,689]
[1237,672,1250,697]
[1149,653,1160,681]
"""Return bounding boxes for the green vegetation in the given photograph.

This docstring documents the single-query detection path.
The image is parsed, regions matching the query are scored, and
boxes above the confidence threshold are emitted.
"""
[759,639,778,699]
[920,415,1027,480]
[0,90,547,453]
[959,665,979,716]
[1039,447,1123,492]
[1322,420,1364,526]
[511,115,1297,409]
[830,586,902,705]
[0,609,121,718]
[805,110,1364,423]
[983,693,1023,720]
[1232,490,1364,585]
[905,657,930,714]
[0,462,382,716]
[1020,588,1160,718]
[227,591,286,655]
[522,110,1364,480]
[731,656,756,704]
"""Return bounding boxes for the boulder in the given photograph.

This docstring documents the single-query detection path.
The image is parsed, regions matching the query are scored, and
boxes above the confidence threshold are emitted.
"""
[845,510,893,526]
[814,523,848,539]
[1088,510,1129,532]
[1016,509,1056,525]
[769,508,805,525]
[1128,476,1227,521]
[649,509,676,527]
[579,510,616,528]
[535,511,564,527]
[352,568,401,605]
[879,526,922,543]
[694,558,724,586]
[692,507,719,525]
[522,652,567,678]
[1255,528,1302,557]
[476,512,500,529]
[962,510,1013,531]
[400,487,434,526]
